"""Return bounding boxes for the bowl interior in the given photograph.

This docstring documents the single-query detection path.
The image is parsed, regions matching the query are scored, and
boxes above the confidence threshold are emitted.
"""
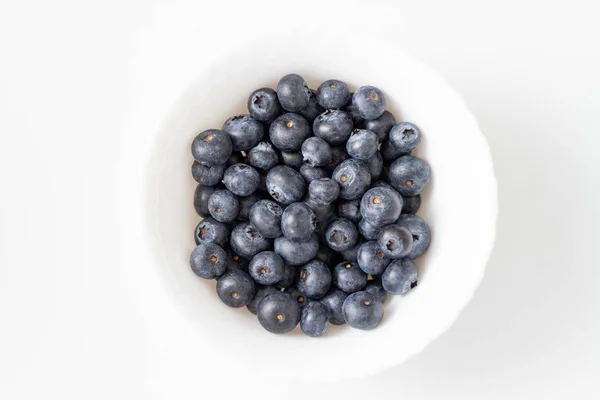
[143,34,497,381]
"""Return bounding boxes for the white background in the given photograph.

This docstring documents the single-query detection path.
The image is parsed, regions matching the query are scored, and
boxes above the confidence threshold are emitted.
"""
[1,0,599,399]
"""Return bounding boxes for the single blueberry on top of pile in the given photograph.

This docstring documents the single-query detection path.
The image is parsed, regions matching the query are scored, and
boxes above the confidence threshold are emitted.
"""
[316,79,351,109]
[308,178,340,205]
[346,129,378,161]
[281,202,317,241]
[360,186,403,227]
[223,163,260,197]
[377,224,414,259]
[313,109,354,146]
[382,258,418,295]
[249,199,283,238]
[216,269,256,308]
[342,291,384,330]
[194,217,229,247]
[248,142,279,171]
[296,259,332,299]
[266,165,306,204]
[248,87,282,122]
[257,292,302,334]
[301,136,332,167]
[208,189,240,223]
[277,73,312,112]
[388,155,431,197]
[352,86,386,120]
[191,129,233,166]
[270,113,311,152]
[192,161,224,186]
[222,114,264,151]
[332,159,371,200]
[389,122,422,154]
[190,242,228,279]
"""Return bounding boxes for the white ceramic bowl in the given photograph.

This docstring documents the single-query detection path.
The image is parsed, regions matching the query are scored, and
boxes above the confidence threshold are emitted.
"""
[143,31,497,382]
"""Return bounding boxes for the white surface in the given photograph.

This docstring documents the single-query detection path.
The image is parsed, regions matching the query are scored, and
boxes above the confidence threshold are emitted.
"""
[1,0,599,399]
[144,30,496,381]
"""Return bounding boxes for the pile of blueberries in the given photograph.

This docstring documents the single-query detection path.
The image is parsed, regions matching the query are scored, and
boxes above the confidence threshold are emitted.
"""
[191,74,431,336]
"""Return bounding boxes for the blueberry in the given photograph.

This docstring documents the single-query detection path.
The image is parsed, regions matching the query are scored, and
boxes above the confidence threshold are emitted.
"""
[283,286,309,308]
[336,200,361,224]
[191,162,224,186]
[382,258,418,295]
[194,217,229,247]
[248,142,279,171]
[339,237,364,263]
[332,261,367,293]
[389,122,422,154]
[191,129,233,166]
[223,163,260,197]
[303,196,335,229]
[342,291,384,330]
[276,73,311,113]
[325,218,358,251]
[300,301,329,337]
[352,86,386,120]
[248,87,282,122]
[266,165,306,205]
[274,233,319,266]
[248,251,285,285]
[299,164,328,184]
[216,269,256,307]
[332,159,372,200]
[358,218,381,240]
[297,260,331,299]
[346,129,378,160]
[226,249,249,272]
[395,214,431,259]
[401,195,421,215]
[208,189,239,223]
[222,114,264,151]
[247,286,280,315]
[257,292,301,334]
[236,192,262,221]
[301,137,332,167]
[365,279,388,304]
[269,113,311,151]
[194,184,215,217]
[308,178,340,205]
[190,242,228,279]
[249,199,283,238]
[324,146,351,173]
[380,139,409,164]
[377,224,413,259]
[281,202,317,241]
[360,186,403,227]
[357,241,391,275]
[363,152,383,180]
[388,155,431,196]
[362,110,396,142]
[313,110,354,145]
[320,289,348,325]
[279,150,304,170]
[275,264,297,289]
[226,151,247,167]
[316,79,351,109]
[299,89,325,123]
[230,222,272,259]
